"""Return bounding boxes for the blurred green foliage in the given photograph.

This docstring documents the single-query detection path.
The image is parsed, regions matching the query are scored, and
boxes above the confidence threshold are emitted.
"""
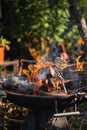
[78,0,87,21]
[0,0,86,60]
[0,0,79,44]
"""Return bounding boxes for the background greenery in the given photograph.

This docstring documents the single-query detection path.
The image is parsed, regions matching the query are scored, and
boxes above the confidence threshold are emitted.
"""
[0,0,86,61]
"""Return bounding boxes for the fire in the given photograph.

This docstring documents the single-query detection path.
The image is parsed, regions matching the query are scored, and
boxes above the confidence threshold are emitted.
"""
[33,80,43,87]
[75,36,85,71]
[76,56,83,71]
[28,61,53,80]
[29,49,41,61]
[77,36,84,45]
[19,60,53,82]
[19,59,63,93]
[0,100,2,106]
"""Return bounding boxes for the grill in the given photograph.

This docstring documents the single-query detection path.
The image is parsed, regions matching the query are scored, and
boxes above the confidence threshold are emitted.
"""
[5,90,76,111]
[3,61,87,113]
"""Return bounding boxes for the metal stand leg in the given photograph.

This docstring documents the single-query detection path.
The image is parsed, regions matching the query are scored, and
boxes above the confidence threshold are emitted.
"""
[53,98,80,117]
[23,109,70,130]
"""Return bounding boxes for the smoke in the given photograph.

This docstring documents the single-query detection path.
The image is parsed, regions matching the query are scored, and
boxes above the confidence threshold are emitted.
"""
[3,76,35,94]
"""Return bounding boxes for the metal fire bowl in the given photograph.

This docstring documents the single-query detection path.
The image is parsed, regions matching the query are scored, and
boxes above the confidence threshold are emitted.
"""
[4,62,87,111]
[5,90,76,111]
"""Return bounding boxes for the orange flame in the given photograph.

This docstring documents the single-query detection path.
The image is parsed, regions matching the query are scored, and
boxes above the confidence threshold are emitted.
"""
[0,100,2,106]
[77,37,84,45]
[76,56,83,71]
[29,61,53,80]
[18,59,63,94]
[30,49,41,61]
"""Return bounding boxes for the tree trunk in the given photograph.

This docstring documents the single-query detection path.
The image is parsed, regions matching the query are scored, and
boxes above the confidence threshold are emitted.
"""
[68,0,87,61]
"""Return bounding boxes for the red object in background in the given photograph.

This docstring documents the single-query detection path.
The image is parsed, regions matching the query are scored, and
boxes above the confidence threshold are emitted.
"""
[0,46,4,64]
